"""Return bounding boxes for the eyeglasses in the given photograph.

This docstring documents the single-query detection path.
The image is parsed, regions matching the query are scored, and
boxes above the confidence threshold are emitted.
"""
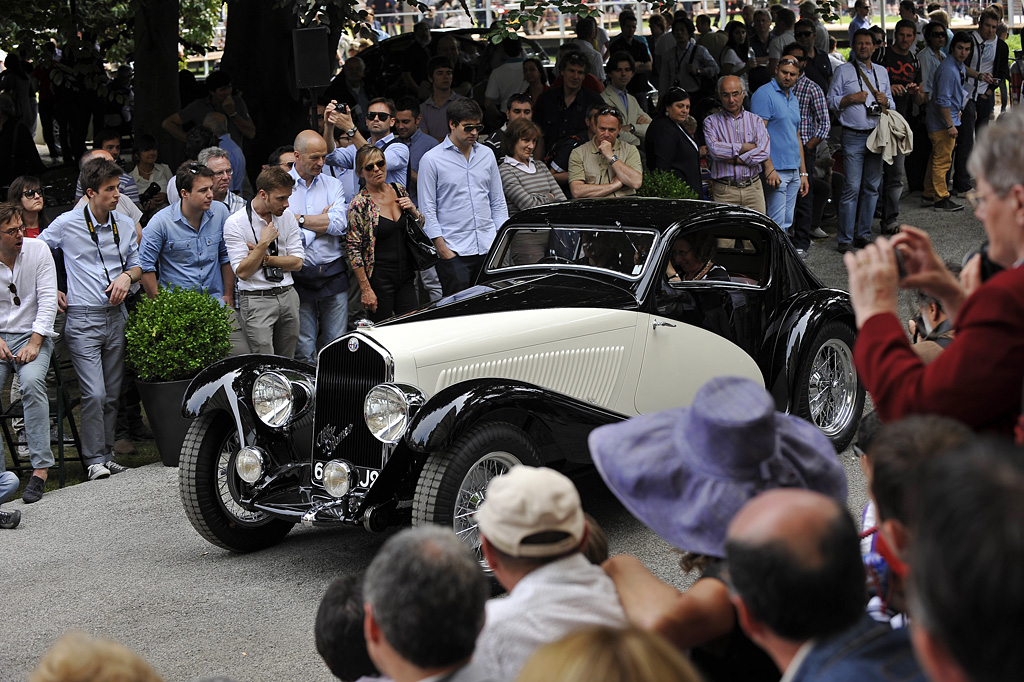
[212,168,234,177]
[8,283,19,306]
[460,123,485,132]
[929,32,947,38]
[362,159,387,172]
[366,111,392,121]
[671,247,693,258]
[794,31,813,37]
[279,161,295,170]
[21,188,41,199]
[1,225,25,237]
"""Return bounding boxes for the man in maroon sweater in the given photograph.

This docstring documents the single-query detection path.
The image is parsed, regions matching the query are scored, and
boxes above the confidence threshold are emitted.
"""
[844,108,1024,437]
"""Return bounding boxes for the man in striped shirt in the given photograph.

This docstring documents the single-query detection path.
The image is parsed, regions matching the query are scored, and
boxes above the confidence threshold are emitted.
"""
[703,75,771,214]
[785,44,831,257]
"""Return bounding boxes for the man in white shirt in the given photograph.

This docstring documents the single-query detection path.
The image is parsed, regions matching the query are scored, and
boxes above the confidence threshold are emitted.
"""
[223,167,305,357]
[474,466,628,682]
[0,202,57,504]
[485,38,528,117]
[571,17,607,82]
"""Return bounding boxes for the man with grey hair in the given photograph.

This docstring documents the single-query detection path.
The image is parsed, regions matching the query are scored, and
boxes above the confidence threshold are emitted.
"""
[704,75,771,213]
[203,111,245,195]
[198,146,246,214]
[363,526,489,682]
[474,466,627,681]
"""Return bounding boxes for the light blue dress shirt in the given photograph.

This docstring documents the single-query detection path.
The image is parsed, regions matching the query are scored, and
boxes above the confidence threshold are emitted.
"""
[419,137,510,256]
[139,201,230,300]
[41,205,141,308]
[325,132,410,187]
[827,59,892,130]
[288,167,348,267]
[751,79,803,171]
[404,129,440,205]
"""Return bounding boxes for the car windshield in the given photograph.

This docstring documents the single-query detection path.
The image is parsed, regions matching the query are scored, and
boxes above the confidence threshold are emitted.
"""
[486,226,659,280]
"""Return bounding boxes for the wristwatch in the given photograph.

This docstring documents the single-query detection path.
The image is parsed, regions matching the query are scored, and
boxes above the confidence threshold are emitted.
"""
[610,154,619,164]
[345,127,357,138]
[297,214,305,227]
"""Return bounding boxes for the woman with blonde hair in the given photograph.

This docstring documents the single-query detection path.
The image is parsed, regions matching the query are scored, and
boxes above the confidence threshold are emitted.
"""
[30,632,163,682]
[346,145,425,321]
[516,626,703,682]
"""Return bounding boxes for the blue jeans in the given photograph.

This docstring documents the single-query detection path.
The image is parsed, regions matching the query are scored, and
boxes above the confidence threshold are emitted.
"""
[296,291,349,365]
[839,129,883,245]
[0,470,18,504]
[65,306,127,467]
[881,150,906,230]
[0,333,55,470]
[765,168,801,235]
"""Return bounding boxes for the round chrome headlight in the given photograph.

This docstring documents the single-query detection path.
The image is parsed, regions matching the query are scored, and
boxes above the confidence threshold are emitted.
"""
[323,460,353,498]
[253,371,293,427]
[235,446,264,484]
[364,384,409,443]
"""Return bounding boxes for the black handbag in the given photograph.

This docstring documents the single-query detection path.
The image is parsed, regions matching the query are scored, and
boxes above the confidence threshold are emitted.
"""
[391,183,439,271]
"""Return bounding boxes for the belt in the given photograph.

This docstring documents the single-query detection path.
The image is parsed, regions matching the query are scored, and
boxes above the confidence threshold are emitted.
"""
[240,285,293,297]
[842,126,875,133]
[713,176,760,188]
[66,304,123,313]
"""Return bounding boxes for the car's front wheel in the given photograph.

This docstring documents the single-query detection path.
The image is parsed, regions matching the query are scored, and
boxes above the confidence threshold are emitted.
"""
[412,422,540,562]
[179,412,295,552]
[793,321,865,453]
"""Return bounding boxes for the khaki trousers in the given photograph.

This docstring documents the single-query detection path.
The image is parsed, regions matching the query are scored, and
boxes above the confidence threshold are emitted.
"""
[711,176,767,215]
[926,130,956,201]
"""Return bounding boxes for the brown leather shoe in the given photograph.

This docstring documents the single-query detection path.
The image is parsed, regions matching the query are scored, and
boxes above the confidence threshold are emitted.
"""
[113,438,136,455]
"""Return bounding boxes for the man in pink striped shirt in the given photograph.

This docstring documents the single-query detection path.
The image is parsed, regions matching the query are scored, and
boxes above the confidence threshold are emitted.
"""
[703,75,771,214]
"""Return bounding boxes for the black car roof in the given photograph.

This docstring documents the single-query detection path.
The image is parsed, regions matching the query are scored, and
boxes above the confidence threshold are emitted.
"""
[503,198,765,234]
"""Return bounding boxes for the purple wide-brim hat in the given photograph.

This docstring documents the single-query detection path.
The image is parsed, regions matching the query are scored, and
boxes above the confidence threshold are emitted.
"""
[589,376,847,558]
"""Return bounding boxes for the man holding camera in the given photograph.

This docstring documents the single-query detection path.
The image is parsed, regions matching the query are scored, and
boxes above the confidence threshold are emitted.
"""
[224,167,305,358]
[827,28,891,254]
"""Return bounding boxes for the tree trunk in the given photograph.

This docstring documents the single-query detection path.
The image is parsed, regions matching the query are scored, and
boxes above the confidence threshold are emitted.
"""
[134,0,181,165]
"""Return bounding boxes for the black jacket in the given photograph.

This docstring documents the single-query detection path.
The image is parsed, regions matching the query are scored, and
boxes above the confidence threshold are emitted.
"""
[645,117,702,196]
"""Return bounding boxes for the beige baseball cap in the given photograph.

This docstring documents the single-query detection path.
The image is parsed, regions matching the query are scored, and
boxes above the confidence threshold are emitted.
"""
[476,466,585,558]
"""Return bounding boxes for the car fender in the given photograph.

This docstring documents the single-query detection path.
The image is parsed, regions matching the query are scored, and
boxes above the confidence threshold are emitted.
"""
[183,354,316,452]
[762,289,856,413]
[405,378,626,464]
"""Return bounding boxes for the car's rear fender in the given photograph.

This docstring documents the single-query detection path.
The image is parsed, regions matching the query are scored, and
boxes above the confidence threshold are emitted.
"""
[760,289,856,412]
[405,378,626,465]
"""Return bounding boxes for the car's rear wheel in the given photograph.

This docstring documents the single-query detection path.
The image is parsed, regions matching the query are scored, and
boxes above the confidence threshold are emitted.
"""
[793,321,865,452]
[412,422,540,564]
[179,412,295,552]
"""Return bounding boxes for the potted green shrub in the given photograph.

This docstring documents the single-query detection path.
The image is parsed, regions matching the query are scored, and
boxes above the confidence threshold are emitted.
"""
[638,169,702,200]
[126,285,232,466]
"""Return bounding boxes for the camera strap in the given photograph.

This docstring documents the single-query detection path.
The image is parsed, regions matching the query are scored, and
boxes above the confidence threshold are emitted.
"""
[83,206,127,286]
[245,200,278,256]
[854,61,888,111]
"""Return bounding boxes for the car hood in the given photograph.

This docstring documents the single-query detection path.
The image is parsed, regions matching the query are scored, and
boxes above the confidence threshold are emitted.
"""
[391,272,640,324]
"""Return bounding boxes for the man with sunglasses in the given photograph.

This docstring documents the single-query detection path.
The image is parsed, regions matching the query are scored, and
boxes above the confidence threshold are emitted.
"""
[850,1,872,43]
[419,99,508,296]
[41,158,141,482]
[325,97,410,187]
[794,18,832,92]
[0,202,57,503]
[568,105,643,199]
[798,1,830,54]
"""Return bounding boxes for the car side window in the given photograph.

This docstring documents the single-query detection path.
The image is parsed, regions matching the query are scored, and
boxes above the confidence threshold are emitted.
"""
[662,226,768,288]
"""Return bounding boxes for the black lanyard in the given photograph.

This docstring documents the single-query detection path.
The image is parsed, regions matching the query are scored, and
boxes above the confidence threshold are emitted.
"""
[854,61,881,92]
[82,206,126,285]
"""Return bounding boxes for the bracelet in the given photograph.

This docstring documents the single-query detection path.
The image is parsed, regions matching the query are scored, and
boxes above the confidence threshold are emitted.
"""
[769,169,778,177]
[799,172,809,177]
[121,272,133,284]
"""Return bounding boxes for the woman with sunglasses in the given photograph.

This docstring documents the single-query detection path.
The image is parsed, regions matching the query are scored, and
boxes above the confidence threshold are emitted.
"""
[7,176,48,238]
[918,21,948,102]
[346,146,423,321]
[645,88,702,198]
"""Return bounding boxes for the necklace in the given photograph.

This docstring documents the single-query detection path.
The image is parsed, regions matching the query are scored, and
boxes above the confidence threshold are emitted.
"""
[684,260,714,281]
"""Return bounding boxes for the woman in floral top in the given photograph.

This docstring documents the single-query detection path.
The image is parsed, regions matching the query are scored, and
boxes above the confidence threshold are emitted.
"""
[346,145,425,321]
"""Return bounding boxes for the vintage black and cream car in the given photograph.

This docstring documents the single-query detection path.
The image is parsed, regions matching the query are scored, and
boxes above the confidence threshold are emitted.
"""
[178,199,864,553]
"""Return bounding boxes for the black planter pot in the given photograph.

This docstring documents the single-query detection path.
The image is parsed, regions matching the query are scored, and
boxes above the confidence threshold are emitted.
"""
[137,378,194,467]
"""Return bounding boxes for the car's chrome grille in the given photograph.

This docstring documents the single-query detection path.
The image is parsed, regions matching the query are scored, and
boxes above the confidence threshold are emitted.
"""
[313,336,390,470]
[434,345,625,407]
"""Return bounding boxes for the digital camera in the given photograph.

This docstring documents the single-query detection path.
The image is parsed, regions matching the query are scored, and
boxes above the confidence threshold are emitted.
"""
[866,102,883,116]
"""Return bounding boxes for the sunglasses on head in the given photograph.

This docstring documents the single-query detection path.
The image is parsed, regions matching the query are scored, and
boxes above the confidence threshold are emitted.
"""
[187,163,203,174]
[596,107,624,120]
[779,58,801,67]
[362,159,386,172]
[366,111,392,121]
[21,188,42,199]
[460,123,485,132]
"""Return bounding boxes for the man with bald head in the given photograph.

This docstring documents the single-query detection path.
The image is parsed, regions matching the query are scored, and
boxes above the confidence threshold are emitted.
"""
[288,129,349,364]
[726,490,925,682]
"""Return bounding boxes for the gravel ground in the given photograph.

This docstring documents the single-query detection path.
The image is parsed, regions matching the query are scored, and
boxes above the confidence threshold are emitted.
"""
[0,192,986,682]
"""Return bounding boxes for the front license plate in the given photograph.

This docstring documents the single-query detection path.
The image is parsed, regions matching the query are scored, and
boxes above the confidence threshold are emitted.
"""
[313,461,379,489]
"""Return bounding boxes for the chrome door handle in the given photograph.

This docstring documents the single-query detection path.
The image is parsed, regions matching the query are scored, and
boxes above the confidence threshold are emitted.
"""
[652,319,677,330]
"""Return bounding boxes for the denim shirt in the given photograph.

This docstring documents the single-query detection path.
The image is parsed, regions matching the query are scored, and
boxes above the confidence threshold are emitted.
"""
[139,201,230,301]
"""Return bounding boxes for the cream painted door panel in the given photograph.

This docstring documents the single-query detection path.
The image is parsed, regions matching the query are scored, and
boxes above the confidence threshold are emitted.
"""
[634,313,763,414]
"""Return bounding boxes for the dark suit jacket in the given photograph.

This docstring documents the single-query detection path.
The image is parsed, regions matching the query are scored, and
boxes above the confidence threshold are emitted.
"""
[790,615,925,682]
[855,264,1024,436]
[645,116,702,196]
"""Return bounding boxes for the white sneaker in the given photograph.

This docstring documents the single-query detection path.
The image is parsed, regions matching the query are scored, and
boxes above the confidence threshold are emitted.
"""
[87,463,111,480]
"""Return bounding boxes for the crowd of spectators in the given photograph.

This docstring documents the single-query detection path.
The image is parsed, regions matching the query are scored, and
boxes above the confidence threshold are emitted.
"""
[3,4,1024,680]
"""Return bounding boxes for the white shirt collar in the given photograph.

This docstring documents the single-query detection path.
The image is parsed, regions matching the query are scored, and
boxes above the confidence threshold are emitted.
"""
[779,639,817,682]
[504,156,536,173]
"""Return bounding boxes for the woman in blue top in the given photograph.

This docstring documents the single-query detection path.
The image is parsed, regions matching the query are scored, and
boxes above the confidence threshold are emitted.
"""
[751,56,809,237]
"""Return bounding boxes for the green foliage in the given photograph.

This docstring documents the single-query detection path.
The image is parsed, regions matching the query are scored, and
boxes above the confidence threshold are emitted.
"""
[638,169,700,200]
[126,285,232,382]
